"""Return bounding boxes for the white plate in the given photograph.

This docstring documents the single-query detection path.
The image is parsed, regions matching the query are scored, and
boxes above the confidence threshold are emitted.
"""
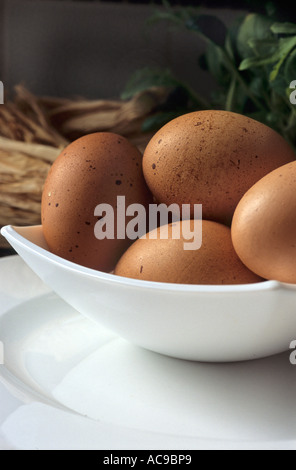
[3,225,296,363]
[0,256,296,450]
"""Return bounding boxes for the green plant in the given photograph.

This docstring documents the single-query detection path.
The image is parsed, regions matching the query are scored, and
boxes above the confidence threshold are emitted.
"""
[122,2,296,150]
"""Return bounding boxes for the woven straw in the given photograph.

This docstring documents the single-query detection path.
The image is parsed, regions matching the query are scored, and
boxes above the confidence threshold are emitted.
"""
[0,85,169,249]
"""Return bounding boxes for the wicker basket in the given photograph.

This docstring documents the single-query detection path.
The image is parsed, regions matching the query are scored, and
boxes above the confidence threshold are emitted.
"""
[0,85,168,250]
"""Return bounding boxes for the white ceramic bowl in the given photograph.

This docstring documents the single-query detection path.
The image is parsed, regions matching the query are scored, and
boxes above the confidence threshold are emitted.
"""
[2,224,296,362]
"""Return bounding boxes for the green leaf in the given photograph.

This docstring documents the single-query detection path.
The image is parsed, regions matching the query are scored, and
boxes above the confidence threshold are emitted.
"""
[225,77,237,112]
[148,10,183,28]
[284,48,296,82]
[239,55,275,70]
[270,22,296,35]
[147,4,198,29]
[269,36,296,80]
[237,13,274,59]
[121,67,179,100]
[239,36,296,77]
[247,37,278,57]
[120,5,296,152]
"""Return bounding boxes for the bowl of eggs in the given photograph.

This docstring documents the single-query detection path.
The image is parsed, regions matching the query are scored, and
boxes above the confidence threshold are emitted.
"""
[2,110,296,362]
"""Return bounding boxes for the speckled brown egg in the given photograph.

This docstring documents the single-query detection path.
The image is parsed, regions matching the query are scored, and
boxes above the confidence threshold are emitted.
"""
[232,161,296,283]
[143,110,295,225]
[114,219,262,285]
[42,132,152,272]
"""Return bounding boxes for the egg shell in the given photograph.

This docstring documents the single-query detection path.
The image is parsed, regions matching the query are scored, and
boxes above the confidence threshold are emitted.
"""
[114,219,262,285]
[143,110,295,225]
[42,132,152,272]
[232,161,296,284]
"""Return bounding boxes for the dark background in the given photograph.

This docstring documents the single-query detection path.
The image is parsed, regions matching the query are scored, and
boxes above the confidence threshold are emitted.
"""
[1,0,290,102]
[31,0,291,20]
[0,0,239,100]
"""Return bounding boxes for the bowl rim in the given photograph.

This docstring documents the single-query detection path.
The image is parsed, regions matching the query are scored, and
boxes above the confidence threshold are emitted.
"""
[1,224,288,294]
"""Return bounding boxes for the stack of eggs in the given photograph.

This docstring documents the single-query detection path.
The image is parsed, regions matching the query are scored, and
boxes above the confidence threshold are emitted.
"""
[41,110,296,285]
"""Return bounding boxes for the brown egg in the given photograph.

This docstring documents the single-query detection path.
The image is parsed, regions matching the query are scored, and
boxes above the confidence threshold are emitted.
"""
[42,132,152,272]
[143,110,295,225]
[115,219,262,285]
[232,161,296,283]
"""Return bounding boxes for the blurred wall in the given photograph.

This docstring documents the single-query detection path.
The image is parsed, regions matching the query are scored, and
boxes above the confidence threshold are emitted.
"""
[0,0,244,99]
